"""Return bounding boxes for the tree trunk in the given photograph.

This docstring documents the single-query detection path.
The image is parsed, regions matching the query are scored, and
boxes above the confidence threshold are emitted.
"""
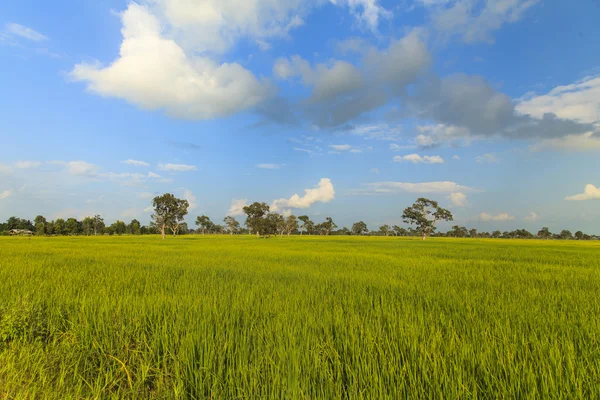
[256,231,260,238]
[422,232,426,240]
[161,224,166,240]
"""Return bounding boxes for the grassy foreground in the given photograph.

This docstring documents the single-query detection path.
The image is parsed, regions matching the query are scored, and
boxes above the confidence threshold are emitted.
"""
[1,236,599,399]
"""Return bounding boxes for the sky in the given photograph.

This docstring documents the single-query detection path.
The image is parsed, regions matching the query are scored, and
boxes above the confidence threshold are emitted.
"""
[1,0,599,233]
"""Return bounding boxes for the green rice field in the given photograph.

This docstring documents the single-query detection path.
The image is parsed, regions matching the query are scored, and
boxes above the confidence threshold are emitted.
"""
[1,235,599,399]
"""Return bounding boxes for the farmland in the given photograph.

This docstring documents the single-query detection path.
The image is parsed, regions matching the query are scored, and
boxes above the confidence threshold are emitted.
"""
[1,235,599,398]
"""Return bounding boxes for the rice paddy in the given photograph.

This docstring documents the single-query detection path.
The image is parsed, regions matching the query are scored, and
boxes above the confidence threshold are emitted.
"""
[1,235,599,399]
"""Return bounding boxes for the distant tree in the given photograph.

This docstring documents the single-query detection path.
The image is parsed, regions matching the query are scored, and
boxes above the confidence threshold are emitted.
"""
[111,220,127,235]
[223,216,240,235]
[127,219,141,235]
[321,217,337,236]
[195,215,212,235]
[54,218,65,235]
[402,198,453,240]
[243,202,271,238]
[65,218,80,235]
[93,215,105,236]
[379,224,391,236]
[352,221,368,236]
[285,215,298,236]
[263,212,283,238]
[491,230,502,238]
[537,227,552,239]
[448,225,468,238]
[392,225,407,236]
[34,215,47,236]
[574,230,584,240]
[151,193,189,240]
[469,228,478,238]
[560,229,573,240]
[298,215,313,235]
[338,227,351,235]
[179,222,190,235]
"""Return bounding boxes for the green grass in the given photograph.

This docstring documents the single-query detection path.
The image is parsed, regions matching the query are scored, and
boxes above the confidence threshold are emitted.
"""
[1,235,599,399]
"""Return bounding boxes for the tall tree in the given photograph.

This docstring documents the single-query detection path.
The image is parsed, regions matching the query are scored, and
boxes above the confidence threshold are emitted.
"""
[195,215,212,235]
[128,219,141,235]
[65,218,79,235]
[243,202,270,238]
[298,215,312,236]
[111,220,127,235]
[379,224,391,236]
[321,217,337,236]
[402,198,453,240]
[151,193,190,240]
[469,228,478,238]
[285,215,298,236]
[537,227,552,239]
[34,215,47,236]
[560,229,573,240]
[223,216,240,235]
[54,218,65,235]
[93,215,105,236]
[352,221,368,236]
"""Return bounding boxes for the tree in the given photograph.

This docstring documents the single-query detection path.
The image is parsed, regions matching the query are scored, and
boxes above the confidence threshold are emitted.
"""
[111,220,127,235]
[54,218,65,235]
[469,228,478,238]
[491,230,502,238]
[275,214,287,237]
[151,193,190,240]
[392,225,407,236]
[34,215,47,236]
[93,215,105,236]
[321,217,337,236]
[402,198,453,240]
[298,215,312,235]
[195,215,212,235]
[352,221,368,236]
[285,215,298,236]
[560,229,573,240]
[448,225,468,238]
[537,227,552,239]
[243,202,270,238]
[128,219,141,235]
[379,224,391,236]
[65,218,80,235]
[574,230,584,240]
[223,216,240,235]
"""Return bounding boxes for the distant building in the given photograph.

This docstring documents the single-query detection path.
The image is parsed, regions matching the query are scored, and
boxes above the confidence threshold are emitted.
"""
[8,229,34,236]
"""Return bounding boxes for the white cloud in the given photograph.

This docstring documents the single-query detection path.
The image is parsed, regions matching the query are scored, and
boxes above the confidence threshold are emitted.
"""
[50,160,99,177]
[158,163,198,172]
[448,192,467,207]
[144,206,154,213]
[148,171,162,178]
[4,23,48,42]
[479,212,515,222]
[430,0,539,44]
[452,155,460,160]
[228,199,249,216]
[0,163,13,175]
[359,181,475,194]
[565,184,600,201]
[331,0,391,31]
[475,154,497,163]
[390,143,416,151]
[524,212,539,222]
[350,124,404,141]
[14,161,41,169]
[183,189,197,210]
[0,189,14,201]
[414,124,471,148]
[71,3,273,120]
[271,178,335,212]
[530,132,600,152]
[256,163,283,169]
[122,159,150,167]
[393,154,445,164]
[330,144,352,151]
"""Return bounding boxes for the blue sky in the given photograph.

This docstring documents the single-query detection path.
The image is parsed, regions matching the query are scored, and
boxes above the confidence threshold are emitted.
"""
[1,0,599,233]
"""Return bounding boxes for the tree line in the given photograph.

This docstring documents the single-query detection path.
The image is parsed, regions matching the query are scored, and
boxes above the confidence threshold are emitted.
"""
[2,195,598,240]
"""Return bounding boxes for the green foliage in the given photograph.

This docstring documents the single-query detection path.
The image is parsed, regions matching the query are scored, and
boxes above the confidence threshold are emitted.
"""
[402,198,453,240]
[1,236,599,398]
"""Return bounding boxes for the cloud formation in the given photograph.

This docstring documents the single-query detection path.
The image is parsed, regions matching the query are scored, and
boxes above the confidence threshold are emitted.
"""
[4,23,48,42]
[271,178,335,212]
[565,184,600,201]
[122,159,150,167]
[479,212,515,221]
[524,212,539,222]
[358,181,475,194]
[0,189,14,201]
[394,154,444,164]
[475,154,497,163]
[228,199,249,216]
[256,164,283,169]
[14,161,41,169]
[448,192,468,207]
[158,163,198,172]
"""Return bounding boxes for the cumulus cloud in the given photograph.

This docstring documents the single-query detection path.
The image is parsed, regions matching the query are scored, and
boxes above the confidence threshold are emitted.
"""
[4,23,48,42]
[50,160,99,177]
[256,163,283,169]
[71,3,273,120]
[358,181,475,194]
[393,154,444,164]
[452,155,460,160]
[228,199,249,216]
[448,192,468,207]
[0,189,14,200]
[479,212,515,221]
[158,163,197,172]
[270,178,335,212]
[565,184,600,201]
[122,159,150,167]
[332,0,391,31]
[475,154,497,163]
[524,212,539,222]
[183,189,197,210]
[530,132,600,152]
[14,161,41,169]
[429,0,539,44]
[414,124,471,148]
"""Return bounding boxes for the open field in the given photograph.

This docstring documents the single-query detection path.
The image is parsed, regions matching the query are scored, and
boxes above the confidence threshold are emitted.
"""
[1,236,599,399]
